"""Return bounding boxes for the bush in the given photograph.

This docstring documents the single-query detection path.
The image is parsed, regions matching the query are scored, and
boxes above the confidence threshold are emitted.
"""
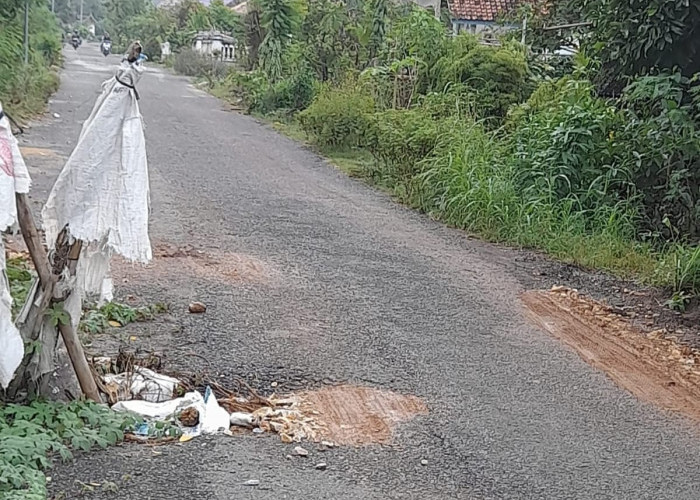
[433,40,531,121]
[364,109,456,195]
[298,83,374,148]
[507,77,634,215]
[173,49,231,81]
[618,73,700,242]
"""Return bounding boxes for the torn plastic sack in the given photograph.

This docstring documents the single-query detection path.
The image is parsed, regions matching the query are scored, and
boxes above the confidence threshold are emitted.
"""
[41,56,151,311]
[0,101,31,389]
[103,367,179,403]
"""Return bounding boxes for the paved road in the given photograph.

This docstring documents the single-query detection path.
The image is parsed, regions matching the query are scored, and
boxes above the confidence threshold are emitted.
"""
[28,46,700,499]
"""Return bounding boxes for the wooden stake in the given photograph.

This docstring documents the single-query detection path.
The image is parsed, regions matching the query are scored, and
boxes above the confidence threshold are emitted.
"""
[14,194,102,402]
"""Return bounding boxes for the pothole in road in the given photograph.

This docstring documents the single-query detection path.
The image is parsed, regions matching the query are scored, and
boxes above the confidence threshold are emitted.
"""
[112,243,274,284]
[523,287,700,422]
[299,385,429,446]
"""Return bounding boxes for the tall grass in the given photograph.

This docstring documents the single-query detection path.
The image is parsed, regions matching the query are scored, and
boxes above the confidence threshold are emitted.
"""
[409,120,659,278]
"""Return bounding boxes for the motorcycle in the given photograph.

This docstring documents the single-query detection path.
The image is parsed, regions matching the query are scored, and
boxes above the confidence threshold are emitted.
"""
[101,41,111,57]
[71,38,80,50]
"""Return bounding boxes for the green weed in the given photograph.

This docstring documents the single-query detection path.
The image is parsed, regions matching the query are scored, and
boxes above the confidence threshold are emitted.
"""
[80,302,168,335]
[0,400,134,498]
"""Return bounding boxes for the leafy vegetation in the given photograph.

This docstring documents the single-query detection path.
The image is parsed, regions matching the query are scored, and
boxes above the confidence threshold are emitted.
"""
[0,400,133,499]
[80,301,168,335]
[0,0,61,119]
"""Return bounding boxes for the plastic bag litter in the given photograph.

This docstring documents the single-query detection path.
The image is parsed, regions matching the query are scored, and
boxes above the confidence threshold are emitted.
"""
[103,367,179,403]
[202,385,231,434]
[112,386,231,437]
[0,101,31,389]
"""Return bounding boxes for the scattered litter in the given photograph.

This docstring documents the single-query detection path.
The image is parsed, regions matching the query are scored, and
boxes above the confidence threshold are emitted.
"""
[321,441,335,448]
[294,446,309,457]
[271,381,278,388]
[315,462,327,471]
[253,427,264,434]
[112,387,229,438]
[189,302,206,314]
[230,412,254,428]
[242,480,260,487]
[420,459,428,466]
[53,113,60,119]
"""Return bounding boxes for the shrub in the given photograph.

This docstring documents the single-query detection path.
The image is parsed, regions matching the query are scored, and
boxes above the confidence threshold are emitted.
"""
[298,83,374,148]
[364,109,456,195]
[618,73,700,242]
[507,77,634,215]
[433,41,531,121]
[173,49,231,81]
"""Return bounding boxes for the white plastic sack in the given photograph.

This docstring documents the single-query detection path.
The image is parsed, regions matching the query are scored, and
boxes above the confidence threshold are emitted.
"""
[42,60,151,265]
[0,101,30,389]
[42,59,151,314]
[0,240,23,389]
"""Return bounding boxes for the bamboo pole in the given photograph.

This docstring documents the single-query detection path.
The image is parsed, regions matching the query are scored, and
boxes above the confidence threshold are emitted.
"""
[15,194,102,402]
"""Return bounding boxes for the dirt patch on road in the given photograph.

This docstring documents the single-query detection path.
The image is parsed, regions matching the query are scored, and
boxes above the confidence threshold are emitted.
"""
[19,146,62,158]
[300,385,428,446]
[113,243,274,284]
[523,287,700,422]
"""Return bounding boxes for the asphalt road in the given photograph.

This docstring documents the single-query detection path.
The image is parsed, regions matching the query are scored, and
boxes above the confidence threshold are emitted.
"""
[25,45,700,499]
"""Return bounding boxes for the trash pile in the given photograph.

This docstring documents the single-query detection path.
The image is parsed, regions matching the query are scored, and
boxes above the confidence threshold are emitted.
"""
[91,351,325,444]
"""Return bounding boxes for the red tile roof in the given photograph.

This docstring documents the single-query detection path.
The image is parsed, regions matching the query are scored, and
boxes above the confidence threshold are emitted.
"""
[448,0,522,21]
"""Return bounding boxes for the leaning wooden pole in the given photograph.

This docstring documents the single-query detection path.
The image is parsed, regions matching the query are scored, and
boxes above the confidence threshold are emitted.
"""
[15,193,101,402]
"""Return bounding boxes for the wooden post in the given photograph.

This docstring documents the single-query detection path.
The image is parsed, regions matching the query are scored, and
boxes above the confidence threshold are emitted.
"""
[14,194,102,402]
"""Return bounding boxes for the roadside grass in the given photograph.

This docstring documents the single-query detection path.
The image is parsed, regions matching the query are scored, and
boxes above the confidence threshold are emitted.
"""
[268,118,376,179]
[256,115,696,299]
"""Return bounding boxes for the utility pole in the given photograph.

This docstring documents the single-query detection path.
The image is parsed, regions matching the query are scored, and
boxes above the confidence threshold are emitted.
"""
[23,0,29,64]
[80,0,84,24]
[51,0,55,13]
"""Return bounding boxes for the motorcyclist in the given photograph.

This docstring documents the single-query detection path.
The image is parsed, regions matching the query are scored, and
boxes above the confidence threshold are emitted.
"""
[71,30,81,46]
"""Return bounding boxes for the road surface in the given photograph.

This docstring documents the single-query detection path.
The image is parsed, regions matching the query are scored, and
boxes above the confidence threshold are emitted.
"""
[24,46,700,499]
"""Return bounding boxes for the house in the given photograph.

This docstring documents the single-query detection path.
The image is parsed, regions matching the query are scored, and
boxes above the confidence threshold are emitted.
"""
[192,31,236,61]
[448,0,523,36]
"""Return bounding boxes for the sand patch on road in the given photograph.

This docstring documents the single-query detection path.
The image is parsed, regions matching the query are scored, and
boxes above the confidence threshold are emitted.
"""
[299,385,428,446]
[523,287,700,422]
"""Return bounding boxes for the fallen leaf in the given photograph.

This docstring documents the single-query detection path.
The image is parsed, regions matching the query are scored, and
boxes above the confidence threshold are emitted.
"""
[109,320,122,327]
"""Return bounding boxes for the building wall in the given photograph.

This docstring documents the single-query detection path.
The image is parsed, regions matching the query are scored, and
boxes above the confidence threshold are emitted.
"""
[451,20,518,37]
